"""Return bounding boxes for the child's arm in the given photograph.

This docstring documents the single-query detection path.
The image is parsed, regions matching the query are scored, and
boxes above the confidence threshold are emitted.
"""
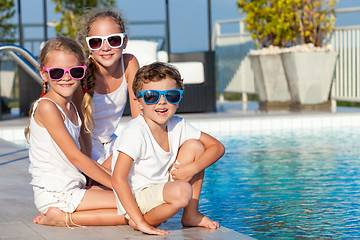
[36,100,112,188]
[124,54,142,118]
[72,86,92,157]
[111,152,168,236]
[172,132,225,181]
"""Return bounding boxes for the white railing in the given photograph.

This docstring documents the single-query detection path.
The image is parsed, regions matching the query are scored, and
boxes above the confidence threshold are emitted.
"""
[330,7,360,112]
[330,26,360,105]
[212,19,255,112]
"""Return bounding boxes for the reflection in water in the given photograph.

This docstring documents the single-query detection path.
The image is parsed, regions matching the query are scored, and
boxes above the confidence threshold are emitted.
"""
[200,129,360,239]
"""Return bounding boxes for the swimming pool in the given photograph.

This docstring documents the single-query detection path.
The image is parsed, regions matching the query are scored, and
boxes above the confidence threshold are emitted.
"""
[200,127,360,239]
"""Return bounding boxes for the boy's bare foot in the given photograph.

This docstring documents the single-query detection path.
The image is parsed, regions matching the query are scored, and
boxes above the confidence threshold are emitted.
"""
[129,218,169,236]
[128,218,138,230]
[182,211,220,229]
[34,207,68,226]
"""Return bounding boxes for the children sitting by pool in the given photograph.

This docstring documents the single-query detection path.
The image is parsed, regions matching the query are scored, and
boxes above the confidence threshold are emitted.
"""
[111,62,225,235]
[26,38,224,231]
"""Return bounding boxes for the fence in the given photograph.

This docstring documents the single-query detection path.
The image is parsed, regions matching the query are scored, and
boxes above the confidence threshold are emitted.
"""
[330,7,360,112]
[15,20,168,57]
[212,19,255,112]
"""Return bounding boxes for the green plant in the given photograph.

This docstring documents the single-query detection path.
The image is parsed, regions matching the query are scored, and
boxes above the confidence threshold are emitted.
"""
[0,0,16,44]
[52,0,116,40]
[237,0,337,48]
[294,0,336,47]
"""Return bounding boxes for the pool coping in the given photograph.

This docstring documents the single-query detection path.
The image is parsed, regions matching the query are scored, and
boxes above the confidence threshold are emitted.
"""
[3,109,360,145]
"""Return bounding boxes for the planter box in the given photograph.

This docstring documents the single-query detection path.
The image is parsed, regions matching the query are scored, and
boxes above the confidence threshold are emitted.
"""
[249,53,291,111]
[281,51,338,106]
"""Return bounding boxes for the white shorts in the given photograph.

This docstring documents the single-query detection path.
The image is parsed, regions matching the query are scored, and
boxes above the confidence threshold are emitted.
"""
[33,186,86,214]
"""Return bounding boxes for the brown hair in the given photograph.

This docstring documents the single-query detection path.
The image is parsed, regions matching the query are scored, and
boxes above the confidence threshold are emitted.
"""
[25,36,94,141]
[133,62,184,96]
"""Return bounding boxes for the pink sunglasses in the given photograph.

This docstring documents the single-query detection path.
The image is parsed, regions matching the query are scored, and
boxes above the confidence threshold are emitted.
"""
[42,65,87,81]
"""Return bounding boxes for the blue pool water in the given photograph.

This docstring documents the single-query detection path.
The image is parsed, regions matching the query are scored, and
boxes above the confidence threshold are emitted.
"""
[200,128,360,239]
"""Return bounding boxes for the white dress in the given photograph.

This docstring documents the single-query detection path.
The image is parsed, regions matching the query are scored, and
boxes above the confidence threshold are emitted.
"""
[28,98,86,213]
[91,55,128,164]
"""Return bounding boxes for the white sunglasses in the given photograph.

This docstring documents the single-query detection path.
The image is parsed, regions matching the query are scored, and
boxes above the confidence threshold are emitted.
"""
[86,33,126,51]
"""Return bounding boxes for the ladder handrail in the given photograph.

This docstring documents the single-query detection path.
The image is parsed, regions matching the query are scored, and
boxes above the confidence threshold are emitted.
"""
[0,44,42,85]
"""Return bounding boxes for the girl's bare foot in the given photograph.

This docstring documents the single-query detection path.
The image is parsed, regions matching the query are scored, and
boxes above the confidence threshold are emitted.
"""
[182,211,220,229]
[33,212,45,224]
[35,207,68,226]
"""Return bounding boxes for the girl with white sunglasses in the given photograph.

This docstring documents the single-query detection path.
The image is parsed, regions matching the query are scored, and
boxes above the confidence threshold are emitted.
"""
[75,9,141,166]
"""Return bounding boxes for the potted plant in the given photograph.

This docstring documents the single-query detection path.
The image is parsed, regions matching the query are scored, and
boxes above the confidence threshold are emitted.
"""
[280,0,338,110]
[237,0,338,111]
[237,0,296,111]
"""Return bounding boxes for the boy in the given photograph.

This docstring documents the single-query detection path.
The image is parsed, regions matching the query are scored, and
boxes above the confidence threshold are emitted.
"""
[111,62,225,236]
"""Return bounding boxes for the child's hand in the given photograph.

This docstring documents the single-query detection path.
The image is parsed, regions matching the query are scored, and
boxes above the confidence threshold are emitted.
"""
[134,219,169,236]
[170,162,195,182]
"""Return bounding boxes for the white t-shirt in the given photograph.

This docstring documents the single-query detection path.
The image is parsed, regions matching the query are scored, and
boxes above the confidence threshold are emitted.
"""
[28,98,86,192]
[111,114,201,215]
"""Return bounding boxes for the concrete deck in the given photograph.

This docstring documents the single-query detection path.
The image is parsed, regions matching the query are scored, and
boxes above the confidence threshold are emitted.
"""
[0,103,256,240]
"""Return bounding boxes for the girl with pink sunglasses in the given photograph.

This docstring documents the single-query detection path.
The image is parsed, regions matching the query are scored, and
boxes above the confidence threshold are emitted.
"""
[25,37,128,227]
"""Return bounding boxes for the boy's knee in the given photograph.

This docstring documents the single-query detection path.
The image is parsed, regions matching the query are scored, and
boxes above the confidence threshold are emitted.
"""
[173,181,192,207]
[181,139,205,156]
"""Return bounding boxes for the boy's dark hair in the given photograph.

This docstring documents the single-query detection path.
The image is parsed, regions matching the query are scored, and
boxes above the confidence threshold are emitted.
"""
[133,62,184,96]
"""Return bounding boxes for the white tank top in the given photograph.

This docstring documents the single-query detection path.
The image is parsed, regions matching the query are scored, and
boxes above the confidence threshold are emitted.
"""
[92,55,128,143]
[28,98,86,192]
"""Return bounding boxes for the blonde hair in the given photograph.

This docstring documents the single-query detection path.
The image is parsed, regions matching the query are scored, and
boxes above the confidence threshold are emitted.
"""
[79,9,128,133]
[133,62,184,96]
[25,36,94,142]
[82,8,127,39]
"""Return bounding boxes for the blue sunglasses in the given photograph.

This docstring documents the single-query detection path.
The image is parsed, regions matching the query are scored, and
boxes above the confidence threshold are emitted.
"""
[136,89,183,105]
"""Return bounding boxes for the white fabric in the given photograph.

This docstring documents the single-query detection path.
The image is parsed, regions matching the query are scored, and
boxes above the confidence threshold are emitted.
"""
[28,98,86,193]
[124,40,159,67]
[157,50,169,63]
[111,114,201,215]
[124,40,205,84]
[170,61,205,84]
[33,186,85,214]
[91,55,128,163]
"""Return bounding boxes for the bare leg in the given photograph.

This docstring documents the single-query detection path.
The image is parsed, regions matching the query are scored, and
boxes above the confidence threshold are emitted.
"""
[175,140,220,229]
[34,187,127,226]
[76,186,116,210]
[35,207,127,226]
